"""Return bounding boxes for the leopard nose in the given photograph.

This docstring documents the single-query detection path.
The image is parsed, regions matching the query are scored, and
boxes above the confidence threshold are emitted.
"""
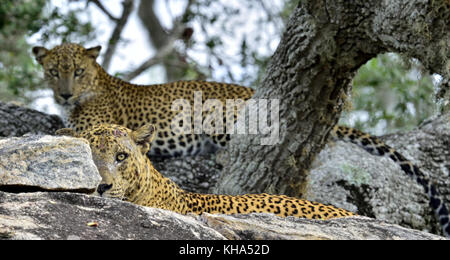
[60,94,73,100]
[97,184,112,195]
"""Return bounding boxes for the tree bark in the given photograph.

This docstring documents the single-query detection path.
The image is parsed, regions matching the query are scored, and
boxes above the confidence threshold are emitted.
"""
[213,0,450,197]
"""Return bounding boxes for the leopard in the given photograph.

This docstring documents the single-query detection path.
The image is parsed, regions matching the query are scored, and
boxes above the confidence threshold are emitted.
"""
[32,43,253,158]
[56,123,355,220]
[34,43,449,236]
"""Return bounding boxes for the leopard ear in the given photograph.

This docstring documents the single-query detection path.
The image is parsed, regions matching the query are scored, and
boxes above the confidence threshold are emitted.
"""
[55,128,79,138]
[32,46,49,65]
[86,46,102,59]
[132,124,156,146]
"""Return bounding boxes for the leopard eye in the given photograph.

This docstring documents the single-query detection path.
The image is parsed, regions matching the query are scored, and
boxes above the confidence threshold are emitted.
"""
[115,152,128,162]
[74,68,84,77]
[49,69,59,78]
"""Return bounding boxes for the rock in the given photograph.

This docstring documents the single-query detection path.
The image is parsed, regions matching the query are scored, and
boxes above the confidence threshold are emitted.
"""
[0,135,100,193]
[152,154,222,193]
[381,114,450,211]
[306,141,437,234]
[0,101,64,137]
[0,191,443,240]
[306,114,450,237]
[0,191,225,240]
[200,213,444,240]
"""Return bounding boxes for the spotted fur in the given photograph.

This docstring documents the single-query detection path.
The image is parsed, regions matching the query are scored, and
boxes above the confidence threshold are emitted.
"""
[57,124,354,220]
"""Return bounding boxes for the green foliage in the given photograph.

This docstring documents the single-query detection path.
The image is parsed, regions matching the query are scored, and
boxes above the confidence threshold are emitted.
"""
[340,53,438,134]
[0,0,45,35]
[0,0,46,103]
[38,4,96,45]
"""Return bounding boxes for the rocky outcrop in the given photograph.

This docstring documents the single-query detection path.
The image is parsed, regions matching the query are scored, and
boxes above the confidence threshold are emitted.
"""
[200,212,444,240]
[0,191,444,240]
[0,135,100,193]
[0,105,447,239]
[0,191,224,240]
[306,141,438,235]
[306,114,450,236]
[0,102,64,137]
[0,134,446,240]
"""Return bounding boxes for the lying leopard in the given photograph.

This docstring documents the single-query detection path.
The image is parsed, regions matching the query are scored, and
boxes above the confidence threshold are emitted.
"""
[57,124,354,220]
[35,43,449,236]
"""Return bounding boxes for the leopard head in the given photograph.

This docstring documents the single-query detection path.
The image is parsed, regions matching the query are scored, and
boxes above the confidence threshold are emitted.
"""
[57,124,156,201]
[32,43,102,108]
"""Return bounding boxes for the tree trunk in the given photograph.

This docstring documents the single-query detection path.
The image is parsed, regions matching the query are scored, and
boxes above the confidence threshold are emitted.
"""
[213,0,450,197]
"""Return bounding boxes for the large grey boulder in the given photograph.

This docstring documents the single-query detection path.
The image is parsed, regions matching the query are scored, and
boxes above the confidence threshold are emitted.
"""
[306,141,436,234]
[0,135,101,193]
[306,114,450,236]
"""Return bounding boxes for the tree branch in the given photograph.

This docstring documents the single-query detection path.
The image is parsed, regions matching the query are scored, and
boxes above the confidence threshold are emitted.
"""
[101,0,134,71]
[87,0,119,22]
[123,35,178,81]
[128,0,196,81]
[138,0,169,50]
